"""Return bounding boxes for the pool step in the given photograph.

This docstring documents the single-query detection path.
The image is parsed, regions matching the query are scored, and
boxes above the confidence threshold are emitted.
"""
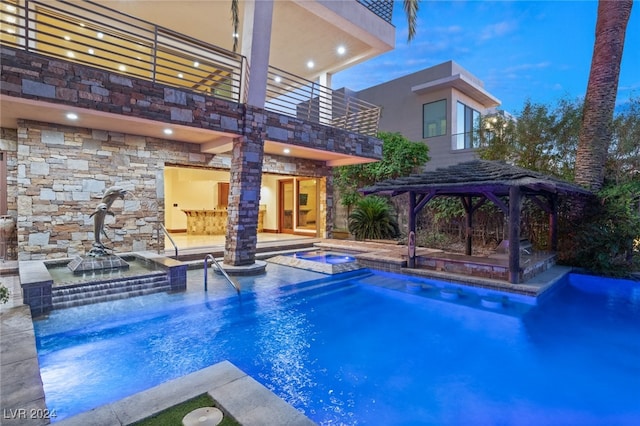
[52,273,171,309]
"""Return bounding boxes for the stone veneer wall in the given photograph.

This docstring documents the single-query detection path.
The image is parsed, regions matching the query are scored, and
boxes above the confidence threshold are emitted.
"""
[1,47,382,161]
[14,120,223,261]
[8,119,334,261]
[1,128,18,216]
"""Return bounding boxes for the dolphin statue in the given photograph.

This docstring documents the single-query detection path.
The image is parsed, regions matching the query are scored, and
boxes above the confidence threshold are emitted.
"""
[101,186,128,210]
[89,202,114,248]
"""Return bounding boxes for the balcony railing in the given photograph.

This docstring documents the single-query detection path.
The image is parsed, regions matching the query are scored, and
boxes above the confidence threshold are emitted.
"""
[357,0,394,23]
[0,0,380,137]
[0,0,246,103]
[266,66,381,137]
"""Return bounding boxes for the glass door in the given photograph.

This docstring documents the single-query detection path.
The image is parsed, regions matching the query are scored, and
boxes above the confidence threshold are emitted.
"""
[279,179,294,233]
[297,178,317,233]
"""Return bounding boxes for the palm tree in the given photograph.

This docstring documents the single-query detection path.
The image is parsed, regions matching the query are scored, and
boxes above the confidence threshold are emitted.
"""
[574,0,633,191]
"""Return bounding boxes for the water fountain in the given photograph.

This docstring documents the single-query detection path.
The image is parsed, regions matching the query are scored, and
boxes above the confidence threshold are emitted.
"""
[20,186,187,316]
[67,186,130,272]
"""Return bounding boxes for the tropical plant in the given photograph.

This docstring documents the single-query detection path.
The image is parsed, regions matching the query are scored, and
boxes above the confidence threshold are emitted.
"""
[575,0,633,191]
[348,196,399,240]
[561,182,640,276]
[0,285,9,304]
[335,131,429,210]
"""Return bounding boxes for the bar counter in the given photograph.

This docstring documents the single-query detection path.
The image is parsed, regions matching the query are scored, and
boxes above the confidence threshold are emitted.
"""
[183,209,265,235]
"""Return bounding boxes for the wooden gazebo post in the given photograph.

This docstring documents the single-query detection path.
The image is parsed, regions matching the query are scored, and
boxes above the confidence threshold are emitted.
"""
[408,191,417,268]
[508,185,521,284]
[549,194,558,251]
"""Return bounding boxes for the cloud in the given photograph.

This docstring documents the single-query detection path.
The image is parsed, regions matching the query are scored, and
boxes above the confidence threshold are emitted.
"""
[503,62,551,73]
[480,20,517,41]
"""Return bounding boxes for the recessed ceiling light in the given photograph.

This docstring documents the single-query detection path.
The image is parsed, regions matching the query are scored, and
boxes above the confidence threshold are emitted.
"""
[67,51,75,58]
[7,29,15,34]
[63,35,71,41]
[118,65,126,72]
[6,16,16,24]
[87,48,95,55]
[163,129,173,135]
[274,76,282,83]
[193,61,200,68]
[66,113,78,120]
[6,5,16,12]
[177,73,184,78]
[306,60,314,69]
[283,148,291,154]
[337,45,346,55]
[96,32,104,39]
[80,23,86,27]
[232,32,239,38]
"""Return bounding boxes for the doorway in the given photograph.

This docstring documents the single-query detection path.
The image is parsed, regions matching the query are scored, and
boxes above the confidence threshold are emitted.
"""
[279,179,294,233]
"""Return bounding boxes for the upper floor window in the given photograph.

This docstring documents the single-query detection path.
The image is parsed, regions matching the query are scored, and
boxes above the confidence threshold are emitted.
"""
[423,100,447,138]
[455,102,481,149]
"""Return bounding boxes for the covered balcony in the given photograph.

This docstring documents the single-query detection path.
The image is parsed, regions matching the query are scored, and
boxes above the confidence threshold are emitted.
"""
[0,0,388,165]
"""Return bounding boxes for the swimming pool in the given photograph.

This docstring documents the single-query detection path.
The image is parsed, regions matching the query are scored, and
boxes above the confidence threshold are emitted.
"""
[34,266,640,424]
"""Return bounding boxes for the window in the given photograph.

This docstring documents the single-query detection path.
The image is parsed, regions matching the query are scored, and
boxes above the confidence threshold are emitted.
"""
[455,102,481,149]
[423,100,447,138]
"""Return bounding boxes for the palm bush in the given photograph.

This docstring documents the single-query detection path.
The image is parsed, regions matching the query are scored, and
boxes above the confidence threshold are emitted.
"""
[348,196,399,240]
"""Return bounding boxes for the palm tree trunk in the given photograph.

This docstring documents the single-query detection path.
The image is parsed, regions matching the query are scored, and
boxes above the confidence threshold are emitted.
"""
[574,0,633,191]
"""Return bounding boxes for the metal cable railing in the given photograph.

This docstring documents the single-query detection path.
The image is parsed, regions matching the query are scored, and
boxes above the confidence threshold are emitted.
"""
[266,65,381,136]
[0,0,245,103]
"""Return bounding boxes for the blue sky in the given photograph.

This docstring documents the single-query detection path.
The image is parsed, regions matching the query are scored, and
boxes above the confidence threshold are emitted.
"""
[333,0,640,114]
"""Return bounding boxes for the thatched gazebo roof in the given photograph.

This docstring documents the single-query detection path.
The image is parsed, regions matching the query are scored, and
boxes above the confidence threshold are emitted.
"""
[360,160,590,198]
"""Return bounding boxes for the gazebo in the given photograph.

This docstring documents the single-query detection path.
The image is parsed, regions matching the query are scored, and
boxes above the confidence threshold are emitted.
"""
[360,160,591,283]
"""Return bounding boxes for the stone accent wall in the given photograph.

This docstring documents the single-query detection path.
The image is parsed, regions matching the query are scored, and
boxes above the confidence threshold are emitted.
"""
[10,120,336,261]
[1,47,382,161]
[225,125,266,266]
[1,128,18,216]
[14,120,218,260]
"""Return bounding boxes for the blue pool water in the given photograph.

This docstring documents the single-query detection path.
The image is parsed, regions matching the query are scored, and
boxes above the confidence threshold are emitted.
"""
[34,266,640,424]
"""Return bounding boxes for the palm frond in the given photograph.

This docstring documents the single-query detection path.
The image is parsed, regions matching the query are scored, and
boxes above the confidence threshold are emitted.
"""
[231,0,239,52]
[403,0,420,42]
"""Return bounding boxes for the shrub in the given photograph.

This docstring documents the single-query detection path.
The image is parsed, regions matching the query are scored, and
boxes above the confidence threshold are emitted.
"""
[561,182,640,276]
[348,196,399,240]
[0,285,9,304]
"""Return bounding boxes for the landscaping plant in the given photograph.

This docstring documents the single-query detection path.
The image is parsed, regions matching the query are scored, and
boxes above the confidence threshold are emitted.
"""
[348,196,400,240]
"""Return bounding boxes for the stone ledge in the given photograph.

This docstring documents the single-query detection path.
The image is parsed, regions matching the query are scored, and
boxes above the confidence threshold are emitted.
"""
[55,360,315,426]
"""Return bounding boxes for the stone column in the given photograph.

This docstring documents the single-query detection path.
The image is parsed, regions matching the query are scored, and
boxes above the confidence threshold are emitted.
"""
[224,107,266,266]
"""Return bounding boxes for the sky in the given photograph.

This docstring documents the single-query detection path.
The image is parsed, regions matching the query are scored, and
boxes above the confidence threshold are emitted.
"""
[333,0,640,115]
